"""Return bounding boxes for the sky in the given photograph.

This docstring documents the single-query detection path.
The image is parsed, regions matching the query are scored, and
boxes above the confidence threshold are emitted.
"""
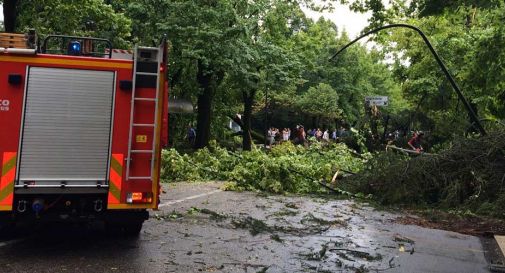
[302,3,371,40]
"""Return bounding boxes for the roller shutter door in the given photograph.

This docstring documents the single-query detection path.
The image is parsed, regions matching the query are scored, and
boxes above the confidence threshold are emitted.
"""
[18,67,115,186]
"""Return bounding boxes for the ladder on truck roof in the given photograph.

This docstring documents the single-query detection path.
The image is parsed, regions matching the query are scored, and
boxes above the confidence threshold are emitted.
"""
[126,45,162,181]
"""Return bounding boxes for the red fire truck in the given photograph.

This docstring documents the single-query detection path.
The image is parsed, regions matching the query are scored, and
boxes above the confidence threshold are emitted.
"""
[0,32,168,235]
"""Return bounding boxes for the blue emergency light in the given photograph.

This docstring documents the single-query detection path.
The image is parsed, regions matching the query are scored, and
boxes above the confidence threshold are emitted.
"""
[67,40,82,55]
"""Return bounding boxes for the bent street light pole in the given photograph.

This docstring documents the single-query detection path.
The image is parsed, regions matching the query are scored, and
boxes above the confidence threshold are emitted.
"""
[329,23,486,136]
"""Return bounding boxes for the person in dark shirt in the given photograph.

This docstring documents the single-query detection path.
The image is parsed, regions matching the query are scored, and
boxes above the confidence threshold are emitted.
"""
[187,125,196,146]
[408,131,424,153]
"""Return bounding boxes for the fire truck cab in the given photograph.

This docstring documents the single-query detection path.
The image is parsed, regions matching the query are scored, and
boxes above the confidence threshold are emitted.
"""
[0,31,168,235]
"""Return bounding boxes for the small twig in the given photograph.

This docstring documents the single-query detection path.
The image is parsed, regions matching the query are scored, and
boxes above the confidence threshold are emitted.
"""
[176,230,203,237]
[328,248,371,256]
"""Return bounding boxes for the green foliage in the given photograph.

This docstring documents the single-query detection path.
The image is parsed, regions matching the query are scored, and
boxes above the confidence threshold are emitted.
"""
[16,0,132,48]
[344,129,505,218]
[161,141,368,194]
[350,0,505,143]
[257,14,404,134]
[160,149,202,182]
[11,0,402,148]
[296,83,342,120]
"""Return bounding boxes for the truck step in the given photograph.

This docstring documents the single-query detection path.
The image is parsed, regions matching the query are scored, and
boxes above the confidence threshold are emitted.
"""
[134,97,157,102]
[131,150,153,153]
[128,176,152,180]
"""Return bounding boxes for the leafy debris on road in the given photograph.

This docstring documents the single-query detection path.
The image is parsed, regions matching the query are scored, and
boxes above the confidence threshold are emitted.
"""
[268,208,299,218]
[300,213,347,227]
[232,217,270,236]
[329,248,383,261]
[393,234,415,244]
[167,211,185,220]
[270,234,283,243]
[285,202,300,209]
[199,208,228,221]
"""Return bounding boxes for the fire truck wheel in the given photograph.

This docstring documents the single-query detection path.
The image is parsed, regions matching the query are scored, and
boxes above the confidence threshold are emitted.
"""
[0,214,14,233]
[123,221,143,236]
[106,221,144,237]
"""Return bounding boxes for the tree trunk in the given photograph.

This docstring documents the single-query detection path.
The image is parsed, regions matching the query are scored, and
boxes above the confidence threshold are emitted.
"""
[228,114,265,143]
[242,90,256,151]
[194,61,214,149]
[3,0,18,32]
[194,88,213,149]
[382,114,390,142]
[465,5,477,28]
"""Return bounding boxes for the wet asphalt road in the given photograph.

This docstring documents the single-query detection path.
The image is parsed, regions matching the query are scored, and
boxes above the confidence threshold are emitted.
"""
[0,182,493,273]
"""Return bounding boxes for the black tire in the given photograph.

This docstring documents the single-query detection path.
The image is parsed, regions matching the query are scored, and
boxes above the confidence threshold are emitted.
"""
[0,214,15,237]
[106,221,144,237]
[123,221,143,236]
[105,210,148,237]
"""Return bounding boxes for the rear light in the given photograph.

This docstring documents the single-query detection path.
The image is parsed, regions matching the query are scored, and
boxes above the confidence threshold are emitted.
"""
[131,192,143,201]
[126,192,153,204]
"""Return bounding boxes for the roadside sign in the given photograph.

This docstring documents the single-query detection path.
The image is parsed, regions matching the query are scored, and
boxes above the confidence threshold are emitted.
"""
[365,96,389,106]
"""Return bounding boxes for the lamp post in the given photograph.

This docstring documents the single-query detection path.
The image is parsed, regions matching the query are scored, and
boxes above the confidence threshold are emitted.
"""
[329,23,486,136]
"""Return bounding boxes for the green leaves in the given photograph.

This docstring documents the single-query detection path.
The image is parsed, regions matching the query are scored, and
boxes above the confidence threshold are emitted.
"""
[16,0,132,48]
[161,141,368,194]
[297,83,341,119]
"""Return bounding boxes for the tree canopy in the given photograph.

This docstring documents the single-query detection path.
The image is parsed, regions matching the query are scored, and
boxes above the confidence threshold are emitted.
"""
[4,0,503,149]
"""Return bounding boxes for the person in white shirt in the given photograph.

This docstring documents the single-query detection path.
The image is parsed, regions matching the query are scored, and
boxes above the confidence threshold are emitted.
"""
[322,129,329,142]
[282,128,289,141]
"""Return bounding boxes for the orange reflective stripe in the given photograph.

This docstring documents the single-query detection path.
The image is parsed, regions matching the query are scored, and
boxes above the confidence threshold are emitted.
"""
[108,170,121,203]
[108,154,123,204]
[0,152,17,210]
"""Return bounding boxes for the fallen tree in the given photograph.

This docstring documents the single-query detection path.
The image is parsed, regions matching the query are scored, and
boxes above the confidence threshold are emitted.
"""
[343,129,505,218]
[161,141,368,194]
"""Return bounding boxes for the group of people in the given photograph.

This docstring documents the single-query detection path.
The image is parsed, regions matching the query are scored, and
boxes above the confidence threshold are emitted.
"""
[190,121,426,153]
[267,127,291,147]
[306,127,350,141]
[267,125,350,147]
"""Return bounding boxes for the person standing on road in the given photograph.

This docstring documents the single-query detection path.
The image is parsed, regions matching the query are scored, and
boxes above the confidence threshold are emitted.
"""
[267,127,276,148]
[331,128,337,142]
[315,128,322,140]
[296,125,306,145]
[282,128,289,141]
[187,125,196,147]
[307,128,313,138]
[322,129,329,142]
